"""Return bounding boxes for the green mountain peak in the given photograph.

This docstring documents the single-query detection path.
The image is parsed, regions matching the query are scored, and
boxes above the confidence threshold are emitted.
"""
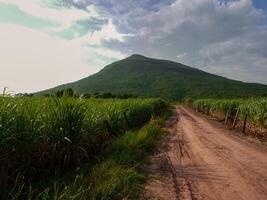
[37,55,267,100]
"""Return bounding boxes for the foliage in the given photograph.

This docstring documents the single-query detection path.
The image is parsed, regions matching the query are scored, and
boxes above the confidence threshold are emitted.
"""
[34,116,166,200]
[192,98,267,128]
[82,92,138,99]
[55,88,78,98]
[0,96,168,199]
[42,89,138,99]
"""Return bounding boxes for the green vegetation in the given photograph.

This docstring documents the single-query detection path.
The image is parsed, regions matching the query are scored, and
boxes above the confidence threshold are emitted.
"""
[192,98,267,130]
[0,96,169,199]
[38,54,267,100]
[25,119,167,200]
[42,88,138,99]
[87,121,165,200]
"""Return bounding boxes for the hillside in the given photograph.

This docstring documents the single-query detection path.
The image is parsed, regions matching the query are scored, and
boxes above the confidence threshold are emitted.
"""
[38,54,267,100]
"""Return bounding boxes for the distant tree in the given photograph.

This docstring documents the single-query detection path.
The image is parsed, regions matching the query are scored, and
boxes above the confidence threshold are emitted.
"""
[93,92,99,98]
[117,94,137,99]
[55,88,78,98]
[56,90,64,97]
[44,94,53,97]
[65,88,75,97]
[99,93,115,98]
[79,92,138,99]
[15,93,33,97]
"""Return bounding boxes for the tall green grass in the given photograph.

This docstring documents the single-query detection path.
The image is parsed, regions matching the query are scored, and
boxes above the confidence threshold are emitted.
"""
[192,98,267,128]
[0,96,168,199]
[32,118,166,200]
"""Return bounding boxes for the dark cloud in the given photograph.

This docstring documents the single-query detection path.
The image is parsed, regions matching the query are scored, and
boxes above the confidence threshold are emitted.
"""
[53,0,267,84]
[53,0,175,12]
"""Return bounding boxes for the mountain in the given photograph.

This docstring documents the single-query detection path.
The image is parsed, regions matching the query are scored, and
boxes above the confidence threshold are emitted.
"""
[38,54,267,100]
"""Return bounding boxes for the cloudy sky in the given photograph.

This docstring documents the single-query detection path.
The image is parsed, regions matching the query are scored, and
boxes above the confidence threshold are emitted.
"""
[0,0,267,93]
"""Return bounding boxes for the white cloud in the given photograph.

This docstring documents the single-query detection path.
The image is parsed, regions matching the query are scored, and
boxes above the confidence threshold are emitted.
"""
[74,19,127,46]
[0,0,129,93]
[0,23,125,93]
[0,0,99,30]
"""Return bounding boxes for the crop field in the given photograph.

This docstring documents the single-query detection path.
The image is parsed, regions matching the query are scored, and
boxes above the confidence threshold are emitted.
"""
[192,98,267,136]
[0,96,169,199]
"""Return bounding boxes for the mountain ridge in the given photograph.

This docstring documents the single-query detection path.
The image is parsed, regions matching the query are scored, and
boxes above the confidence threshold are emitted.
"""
[37,55,267,100]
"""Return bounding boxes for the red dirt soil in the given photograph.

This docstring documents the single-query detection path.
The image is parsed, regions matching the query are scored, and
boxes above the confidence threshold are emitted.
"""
[142,106,267,200]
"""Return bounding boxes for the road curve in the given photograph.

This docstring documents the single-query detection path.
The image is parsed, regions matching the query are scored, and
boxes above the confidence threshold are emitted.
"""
[143,106,267,200]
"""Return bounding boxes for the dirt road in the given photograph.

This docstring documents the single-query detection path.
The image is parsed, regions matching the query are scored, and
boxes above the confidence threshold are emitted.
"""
[143,106,267,200]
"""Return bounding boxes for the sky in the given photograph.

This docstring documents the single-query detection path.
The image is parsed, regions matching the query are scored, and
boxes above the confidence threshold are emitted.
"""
[0,0,267,93]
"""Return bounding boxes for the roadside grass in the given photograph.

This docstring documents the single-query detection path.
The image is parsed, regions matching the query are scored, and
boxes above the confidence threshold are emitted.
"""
[191,98,267,140]
[81,109,172,200]
[28,108,172,200]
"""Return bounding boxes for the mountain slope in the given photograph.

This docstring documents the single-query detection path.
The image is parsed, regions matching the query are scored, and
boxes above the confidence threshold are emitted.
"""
[39,54,267,100]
